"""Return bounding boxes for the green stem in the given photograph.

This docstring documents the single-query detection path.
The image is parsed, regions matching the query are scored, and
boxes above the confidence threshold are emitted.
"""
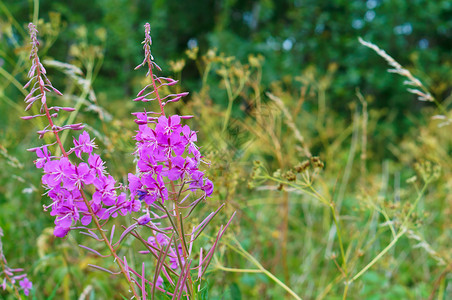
[349,228,406,283]
[0,67,28,97]
[305,184,347,274]
[261,171,349,277]
[215,265,263,273]
[330,203,347,275]
[342,283,349,300]
[227,236,303,300]
[349,180,430,283]
[222,71,233,132]
[33,0,39,25]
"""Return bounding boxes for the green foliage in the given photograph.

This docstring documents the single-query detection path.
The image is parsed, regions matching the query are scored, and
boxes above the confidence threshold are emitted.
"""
[5,0,452,128]
[1,1,452,299]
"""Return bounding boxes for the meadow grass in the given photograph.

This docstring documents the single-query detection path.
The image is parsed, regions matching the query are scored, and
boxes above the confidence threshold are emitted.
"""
[0,16,451,300]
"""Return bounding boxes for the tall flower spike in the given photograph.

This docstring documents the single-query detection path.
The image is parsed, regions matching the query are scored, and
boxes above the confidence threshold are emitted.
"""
[0,227,33,297]
[136,23,154,67]
[23,25,136,239]
[28,23,39,59]
[129,23,214,207]
[23,24,142,299]
[21,22,234,299]
[135,23,165,116]
[25,23,64,113]
[124,23,236,298]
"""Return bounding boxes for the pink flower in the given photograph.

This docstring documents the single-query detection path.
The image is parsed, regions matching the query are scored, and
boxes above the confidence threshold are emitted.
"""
[19,277,32,296]
[35,145,51,168]
[73,131,96,158]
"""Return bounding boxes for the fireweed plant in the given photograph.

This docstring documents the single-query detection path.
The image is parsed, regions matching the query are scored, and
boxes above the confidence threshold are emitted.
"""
[0,227,33,297]
[22,22,235,299]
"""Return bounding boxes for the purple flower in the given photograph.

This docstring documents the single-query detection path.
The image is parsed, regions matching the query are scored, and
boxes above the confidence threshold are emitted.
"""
[156,276,163,288]
[154,176,169,202]
[156,132,185,159]
[80,214,92,226]
[155,115,181,135]
[35,145,51,168]
[134,112,149,125]
[93,175,117,205]
[117,192,141,215]
[136,125,158,145]
[23,23,138,239]
[148,233,169,247]
[168,244,184,269]
[42,157,71,188]
[88,153,106,176]
[128,173,142,198]
[63,162,95,190]
[165,156,196,181]
[181,125,196,144]
[79,202,110,226]
[54,224,71,238]
[19,277,32,296]
[138,149,162,175]
[140,174,160,204]
[47,186,73,213]
[130,109,214,205]
[202,179,214,197]
[94,204,111,220]
[73,131,96,158]
[189,170,204,190]
[137,214,151,225]
[54,204,79,228]
[181,125,199,156]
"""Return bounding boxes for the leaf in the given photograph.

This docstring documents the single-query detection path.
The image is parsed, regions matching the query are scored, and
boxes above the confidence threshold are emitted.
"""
[229,283,242,300]
[47,276,64,300]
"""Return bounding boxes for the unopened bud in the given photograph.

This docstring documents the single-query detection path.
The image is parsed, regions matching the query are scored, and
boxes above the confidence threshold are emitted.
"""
[137,214,151,225]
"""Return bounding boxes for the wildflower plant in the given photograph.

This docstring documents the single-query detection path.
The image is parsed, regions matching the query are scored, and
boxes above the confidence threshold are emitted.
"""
[0,227,33,297]
[21,22,234,299]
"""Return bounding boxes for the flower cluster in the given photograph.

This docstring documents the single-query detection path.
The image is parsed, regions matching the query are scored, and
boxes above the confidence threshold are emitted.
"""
[31,131,139,237]
[128,23,213,209]
[0,266,32,297]
[0,228,33,296]
[23,23,139,239]
[23,23,82,137]
[128,114,213,205]
[20,21,234,299]
[120,23,232,294]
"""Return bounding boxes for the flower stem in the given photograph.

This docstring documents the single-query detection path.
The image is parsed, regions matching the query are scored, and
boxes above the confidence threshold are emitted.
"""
[80,190,140,299]
[0,258,22,299]
[349,180,430,284]
[146,56,165,116]
[171,180,194,297]
[225,236,303,300]
[34,52,140,299]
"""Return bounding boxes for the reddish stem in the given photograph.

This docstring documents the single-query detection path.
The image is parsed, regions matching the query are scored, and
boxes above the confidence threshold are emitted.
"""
[0,258,22,298]
[33,53,140,300]
[146,57,165,116]
[146,55,193,294]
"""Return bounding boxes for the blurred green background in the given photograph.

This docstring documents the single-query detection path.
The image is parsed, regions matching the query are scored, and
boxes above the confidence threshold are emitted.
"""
[4,0,452,119]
